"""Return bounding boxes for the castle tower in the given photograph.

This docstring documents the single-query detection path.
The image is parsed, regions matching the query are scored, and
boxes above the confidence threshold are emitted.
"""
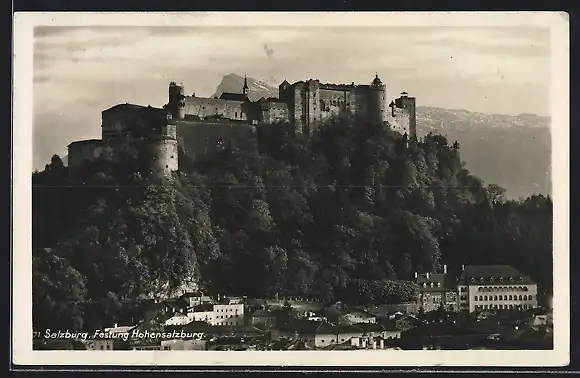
[149,112,179,176]
[398,91,417,141]
[168,81,185,120]
[371,73,387,125]
[243,75,249,98]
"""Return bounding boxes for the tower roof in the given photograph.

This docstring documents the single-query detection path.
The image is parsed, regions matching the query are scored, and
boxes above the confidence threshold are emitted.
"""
[372,73,383,86]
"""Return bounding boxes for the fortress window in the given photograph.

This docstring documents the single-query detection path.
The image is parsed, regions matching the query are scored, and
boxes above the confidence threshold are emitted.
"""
[171,155,174,159]
[166,165,168,169]
[235,112,238,118]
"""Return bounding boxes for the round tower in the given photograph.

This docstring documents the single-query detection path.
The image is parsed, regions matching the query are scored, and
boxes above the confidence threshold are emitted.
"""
[149,121,179,176]
[371,73,387,124]
[168,81,185,120]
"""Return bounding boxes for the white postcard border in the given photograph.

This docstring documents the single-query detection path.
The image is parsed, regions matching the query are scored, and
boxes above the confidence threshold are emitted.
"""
[12,11,570,367]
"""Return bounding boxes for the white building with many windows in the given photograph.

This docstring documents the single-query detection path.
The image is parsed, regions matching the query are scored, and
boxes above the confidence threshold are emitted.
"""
[187,302,244,326]
[457,265,538,313]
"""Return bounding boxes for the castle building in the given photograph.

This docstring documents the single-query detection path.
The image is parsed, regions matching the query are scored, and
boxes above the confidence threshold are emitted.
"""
[415,264,538,314]
[67,73,417,174]
[68,103,179,176]
[166,74,417,139]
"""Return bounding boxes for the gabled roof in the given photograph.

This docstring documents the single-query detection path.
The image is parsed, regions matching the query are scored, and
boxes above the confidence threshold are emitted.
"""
[416,273,456,291]
[458,265,535,286]
[218,92,249,101]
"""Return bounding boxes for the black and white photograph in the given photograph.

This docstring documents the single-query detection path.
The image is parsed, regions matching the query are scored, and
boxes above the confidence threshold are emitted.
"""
[12,12,569,367]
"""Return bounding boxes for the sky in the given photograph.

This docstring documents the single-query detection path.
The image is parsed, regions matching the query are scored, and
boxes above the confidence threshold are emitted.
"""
[32,25,550,170]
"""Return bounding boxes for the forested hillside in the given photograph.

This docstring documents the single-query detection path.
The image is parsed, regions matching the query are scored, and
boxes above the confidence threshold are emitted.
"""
[32,118,553,331]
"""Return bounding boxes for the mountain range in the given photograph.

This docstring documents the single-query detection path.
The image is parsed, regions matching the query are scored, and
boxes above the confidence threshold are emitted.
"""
[212,74,551,200]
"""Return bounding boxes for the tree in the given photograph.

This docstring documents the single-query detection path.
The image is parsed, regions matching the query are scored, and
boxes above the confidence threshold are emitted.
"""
[33,248,87,331]
[31,116,553,324]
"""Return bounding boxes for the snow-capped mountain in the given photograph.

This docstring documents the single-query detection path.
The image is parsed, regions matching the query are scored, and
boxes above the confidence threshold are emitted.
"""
[214,74,552,199]
[211,73,279,101]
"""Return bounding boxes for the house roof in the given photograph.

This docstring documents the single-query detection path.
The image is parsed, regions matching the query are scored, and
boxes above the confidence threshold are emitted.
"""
[345,309,376,318]
[181,291,206,298]
[103,103,165,113]
[218,92,249,101]
[368,304,420,317]
[164,297,189,310]
[458,265,536,286]
[103,325,135,334]
[276,319,336,335]
[353,323,385,333]
[176,321,213,334]
[379,319,399,331]
[252,309,276,318]
[192,303,214,312]
[416,273,456,291]
[334,324,364,333]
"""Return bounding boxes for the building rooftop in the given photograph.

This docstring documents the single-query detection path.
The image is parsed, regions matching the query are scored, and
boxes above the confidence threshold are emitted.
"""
[67,139,102,148]
[345,309,376,318]
[192,303,214,312]
[252,309,276,318]
[416,273,456,291]
[458,265,535,286]
[103,103,165,113]
[276,319,336,335]
[218,92,249,102]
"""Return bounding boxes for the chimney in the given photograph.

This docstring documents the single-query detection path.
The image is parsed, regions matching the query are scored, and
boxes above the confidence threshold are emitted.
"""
[461,264,465,271]
[443,264,448,274]
[414,272,418,279]
[426,273,430,279]
[113,323,118,329]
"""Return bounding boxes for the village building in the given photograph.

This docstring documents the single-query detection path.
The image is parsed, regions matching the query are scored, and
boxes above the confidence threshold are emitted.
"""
[457,264,538,313]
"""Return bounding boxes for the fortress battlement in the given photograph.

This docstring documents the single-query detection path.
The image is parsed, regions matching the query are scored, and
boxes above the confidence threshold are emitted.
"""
[68,73,417,177]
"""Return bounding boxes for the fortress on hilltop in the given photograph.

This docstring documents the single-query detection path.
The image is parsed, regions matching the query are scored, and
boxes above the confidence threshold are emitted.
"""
[68,74,417,176]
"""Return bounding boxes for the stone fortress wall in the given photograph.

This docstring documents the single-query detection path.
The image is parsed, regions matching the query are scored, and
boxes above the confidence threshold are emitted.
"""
[68,74,417,176]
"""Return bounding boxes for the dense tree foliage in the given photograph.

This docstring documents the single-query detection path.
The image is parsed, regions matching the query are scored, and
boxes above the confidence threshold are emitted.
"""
[32,118,553,331]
